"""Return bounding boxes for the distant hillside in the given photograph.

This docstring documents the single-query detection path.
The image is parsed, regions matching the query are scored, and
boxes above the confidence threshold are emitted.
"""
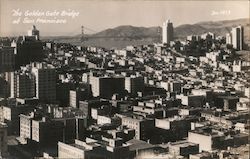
[175,18,249,39]
[93,25,160,38]
[41,18,250,49]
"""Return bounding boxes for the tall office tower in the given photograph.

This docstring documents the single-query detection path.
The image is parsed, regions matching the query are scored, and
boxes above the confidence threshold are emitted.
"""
[31,63,56,103]
[27,25,40,40]
[0,46,15,73]
[10,71,36,98]
[162,20,174,44]
[11,25,44,68]
[231,26,244,50]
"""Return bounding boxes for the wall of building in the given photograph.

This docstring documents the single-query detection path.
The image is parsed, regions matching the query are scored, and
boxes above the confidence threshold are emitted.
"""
[188,132,212,152]
[58,142,85,159]
[0,123,8,157]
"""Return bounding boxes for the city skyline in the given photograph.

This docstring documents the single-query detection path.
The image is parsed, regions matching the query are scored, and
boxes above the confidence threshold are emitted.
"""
[0,0,249,36]
[0,1,249,158]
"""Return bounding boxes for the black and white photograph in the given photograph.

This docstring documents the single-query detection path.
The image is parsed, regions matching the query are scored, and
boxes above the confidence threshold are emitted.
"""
[0,0,249,158]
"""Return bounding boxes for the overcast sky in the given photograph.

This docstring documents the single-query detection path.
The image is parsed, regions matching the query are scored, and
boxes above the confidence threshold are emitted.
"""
[0,0,249,36]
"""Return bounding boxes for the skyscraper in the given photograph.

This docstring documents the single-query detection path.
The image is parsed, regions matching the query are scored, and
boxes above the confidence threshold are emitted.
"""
[162,20,174,44]
[231,26,244,50]
[31,62,56,103]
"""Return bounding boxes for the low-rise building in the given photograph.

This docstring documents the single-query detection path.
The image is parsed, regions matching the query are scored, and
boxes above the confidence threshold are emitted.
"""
[169,140,199,158]
[121,115,155,141]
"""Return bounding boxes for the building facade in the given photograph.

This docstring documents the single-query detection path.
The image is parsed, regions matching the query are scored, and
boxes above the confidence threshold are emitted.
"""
[0,122,8,157]
[0,46,15,73]
[231,26,244,50]
[162,20,174,44]
[31,63,56,103]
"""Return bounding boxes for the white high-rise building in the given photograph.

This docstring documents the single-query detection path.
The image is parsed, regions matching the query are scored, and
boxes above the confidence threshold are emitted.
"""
[162,20,174,44]
[231,26,244,50]
[31,62,56,103]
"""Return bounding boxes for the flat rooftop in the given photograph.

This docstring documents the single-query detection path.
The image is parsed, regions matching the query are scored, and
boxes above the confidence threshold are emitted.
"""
[170,140,198,147]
